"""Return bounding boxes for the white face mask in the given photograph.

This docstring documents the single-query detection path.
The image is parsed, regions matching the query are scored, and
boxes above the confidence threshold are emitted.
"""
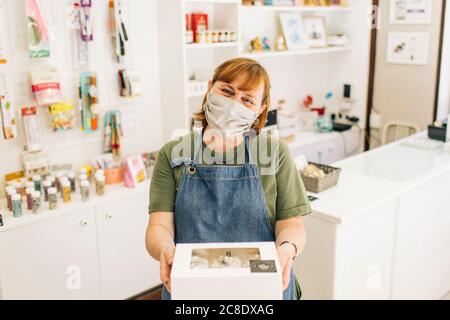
[204,92,258,136]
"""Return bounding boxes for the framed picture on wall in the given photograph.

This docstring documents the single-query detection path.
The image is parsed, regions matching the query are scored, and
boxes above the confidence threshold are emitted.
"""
[387,32,429,65]
[279,13,309,50]
[389,0,432,25]
[302,16,328,48]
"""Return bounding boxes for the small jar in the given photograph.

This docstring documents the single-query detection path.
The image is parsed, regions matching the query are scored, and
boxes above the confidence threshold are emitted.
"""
[212,30,219,43]
[219,30,226,43]
[12,194,22,218]
[26,181,35,190]
[5,186,15,212]
[48,187,58,211]
[67,172,76,193]
[33,175,42,192]
[43,180,52,202]
[80,180,90,202]
[26,187,34,211]
[186,30,194,44]
[32,191,41,214]
[224,30,231,42]
[47,175,56,188]
[95,174,106,197]
[230,31,237,42]
[62,180,72,203]
[55,172,64,192]
[14,181,25,197]
[196,30,206,44]
[205,30,213,44]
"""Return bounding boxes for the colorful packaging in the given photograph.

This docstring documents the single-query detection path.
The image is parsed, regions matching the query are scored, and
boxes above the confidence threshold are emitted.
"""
[0,74,16,139]
[49,102,75,132]
[0,1,8,64]
[30,66,62,107]
[26,0,50,58]
[124,155,147,188]
[191,13,208,43]
[79,71,99,132]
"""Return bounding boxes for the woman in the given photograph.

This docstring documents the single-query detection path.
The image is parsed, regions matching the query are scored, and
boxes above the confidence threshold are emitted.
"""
[145,58,311,300]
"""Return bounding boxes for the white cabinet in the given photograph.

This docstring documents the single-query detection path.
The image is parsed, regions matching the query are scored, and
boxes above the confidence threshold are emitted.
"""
[95,190,160,299]
[0,208,100,300]
[0,183,160,300]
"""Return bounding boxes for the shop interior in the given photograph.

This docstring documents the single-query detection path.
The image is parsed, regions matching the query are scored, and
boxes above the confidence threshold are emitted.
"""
[0,0,449,300]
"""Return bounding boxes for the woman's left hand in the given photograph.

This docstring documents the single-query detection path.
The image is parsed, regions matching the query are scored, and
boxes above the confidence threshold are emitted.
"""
[277,244,295,291]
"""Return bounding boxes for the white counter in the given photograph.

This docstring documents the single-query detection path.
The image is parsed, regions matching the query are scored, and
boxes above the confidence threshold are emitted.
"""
[294,132,450,300]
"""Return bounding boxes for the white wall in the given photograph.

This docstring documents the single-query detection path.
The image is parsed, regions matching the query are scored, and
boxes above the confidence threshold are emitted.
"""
[437,1,450,122]
[0,0,163,186]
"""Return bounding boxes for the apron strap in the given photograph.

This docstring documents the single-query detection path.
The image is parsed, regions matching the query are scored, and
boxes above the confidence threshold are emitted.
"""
[193,128,203,165]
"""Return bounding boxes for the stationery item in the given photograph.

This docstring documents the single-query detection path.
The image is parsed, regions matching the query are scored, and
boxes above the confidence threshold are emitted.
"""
[104,110,123,157]
[79,71,99,132]
[67,1,88,68]
[124,154,147,188]
[32,191,41,214]
[21,106,42,153]
[30,66,63,107]
[0,74,16,139]
[110,0,130,64]
[26,0,50,58]
[119,69,142,97]
[49,102,75,132]
[23,152,51,177]
[80,0,93,42]
[80,180,90,202]
[26,187,34,210]
[47,187,58,210]
[12,194,22,218]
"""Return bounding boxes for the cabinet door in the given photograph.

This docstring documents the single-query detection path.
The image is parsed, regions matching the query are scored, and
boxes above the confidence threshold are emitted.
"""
[0,208,100,300]
[95,189,160,299]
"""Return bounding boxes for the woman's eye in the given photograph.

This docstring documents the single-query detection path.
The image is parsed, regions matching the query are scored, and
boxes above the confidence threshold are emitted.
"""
[221,88,233,95]
[243,98,255,105]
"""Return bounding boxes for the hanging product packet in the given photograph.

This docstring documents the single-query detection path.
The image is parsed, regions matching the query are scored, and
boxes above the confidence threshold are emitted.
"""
[49,102,75,132]
[30,66,62,107]
[124,154,147,188]
[0,73,16,139]
[0,1,8,64]
[26,0,50,58]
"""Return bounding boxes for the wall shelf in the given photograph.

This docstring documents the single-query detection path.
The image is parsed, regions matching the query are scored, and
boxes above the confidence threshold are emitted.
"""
[185,42,239,49]
[240,5,353,12]
[241,46,351,58]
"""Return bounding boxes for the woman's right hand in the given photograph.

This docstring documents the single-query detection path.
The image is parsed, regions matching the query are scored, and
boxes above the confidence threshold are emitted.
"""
[160,244,176,293]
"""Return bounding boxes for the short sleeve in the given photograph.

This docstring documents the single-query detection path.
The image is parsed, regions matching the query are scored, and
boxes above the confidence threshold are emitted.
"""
[275,140,312,220]
[148,141,177,214]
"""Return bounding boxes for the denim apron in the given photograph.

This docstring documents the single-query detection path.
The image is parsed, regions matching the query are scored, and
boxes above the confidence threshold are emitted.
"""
[161,131,296,300]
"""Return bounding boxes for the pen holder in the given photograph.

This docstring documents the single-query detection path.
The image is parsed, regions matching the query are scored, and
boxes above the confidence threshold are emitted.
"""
[104,166,124,185]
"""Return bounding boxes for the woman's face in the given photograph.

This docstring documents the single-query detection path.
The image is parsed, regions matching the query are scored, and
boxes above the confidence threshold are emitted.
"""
[210,74,266,116]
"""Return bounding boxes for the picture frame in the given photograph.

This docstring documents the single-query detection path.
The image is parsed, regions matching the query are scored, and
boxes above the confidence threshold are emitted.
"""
[302,15,328,48]
[279,12,309,50]
[389,0,432,25]
[387,32,429,65]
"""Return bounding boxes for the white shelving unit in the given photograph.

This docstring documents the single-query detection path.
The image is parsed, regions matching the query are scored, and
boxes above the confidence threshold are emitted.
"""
[157,0,372,140]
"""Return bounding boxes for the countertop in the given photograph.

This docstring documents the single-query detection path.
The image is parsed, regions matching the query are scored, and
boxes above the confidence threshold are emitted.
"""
[308,133,450,224]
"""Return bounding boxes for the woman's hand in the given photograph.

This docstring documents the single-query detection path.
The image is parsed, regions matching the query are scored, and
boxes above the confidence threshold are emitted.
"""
[160,244,176,293]
[277,244,295,291]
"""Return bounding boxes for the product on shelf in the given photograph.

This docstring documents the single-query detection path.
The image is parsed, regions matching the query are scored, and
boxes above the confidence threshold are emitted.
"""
[11,193,22,218]
[49,102,75,132]
[26,187,34,210]
[0,73,16,140]
[6,187,16,212]
[23,152,51,177]
[26,0,50,58]
[62,180,72,203]
[30,66,63,107]
[32,191,41,214]
[32,175,42,192]
[95,173,105,197]
[48,187,58,210]
[42,179,51,202]
[67,172,76,193]
[80,180,90,202]
[124,154,147,188]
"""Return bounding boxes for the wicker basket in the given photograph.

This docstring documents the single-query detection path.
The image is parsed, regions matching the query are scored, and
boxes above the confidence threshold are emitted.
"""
[300,162,342,194]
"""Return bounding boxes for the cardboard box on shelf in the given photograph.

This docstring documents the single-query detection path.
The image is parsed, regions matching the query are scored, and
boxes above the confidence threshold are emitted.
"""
[171,242,283,300]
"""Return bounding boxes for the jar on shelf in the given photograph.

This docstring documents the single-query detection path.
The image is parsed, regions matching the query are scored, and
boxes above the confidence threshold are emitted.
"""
[212,30,219,43]
[32,191,41,214]
[219,30,226,43]
[95,174,106,197]
[224,30,231,42]
[62,180,72,203]
[48,187,58,210]
[32,175,41,192]
[43,180,52,202]
[230,31,237,42]
[80,180,90,203]
[12,194,22,218]
[195,30,206,44]
[67,172,76,193]
[205,30,213,44]
[47,175,56,188]
[5,186,16,212]
[186,30,194,44]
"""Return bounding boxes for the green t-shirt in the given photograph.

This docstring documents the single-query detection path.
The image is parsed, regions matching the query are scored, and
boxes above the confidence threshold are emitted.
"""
[149,131,311,228]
